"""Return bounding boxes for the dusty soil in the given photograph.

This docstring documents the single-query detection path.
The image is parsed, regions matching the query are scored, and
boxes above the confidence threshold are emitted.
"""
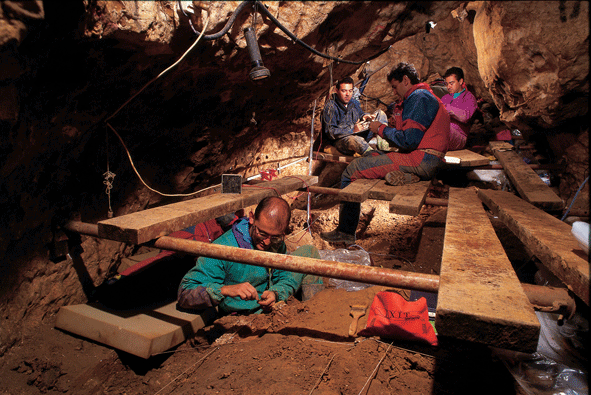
[0,182,532,395]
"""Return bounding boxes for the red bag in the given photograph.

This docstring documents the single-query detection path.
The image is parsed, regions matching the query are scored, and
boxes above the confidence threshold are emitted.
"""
[358,291,438,346]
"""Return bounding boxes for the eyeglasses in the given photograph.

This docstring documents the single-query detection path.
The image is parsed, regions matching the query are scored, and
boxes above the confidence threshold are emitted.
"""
[252,224,284,244]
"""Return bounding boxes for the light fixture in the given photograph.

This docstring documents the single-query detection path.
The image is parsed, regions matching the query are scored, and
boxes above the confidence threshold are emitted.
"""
[244,26,270,81]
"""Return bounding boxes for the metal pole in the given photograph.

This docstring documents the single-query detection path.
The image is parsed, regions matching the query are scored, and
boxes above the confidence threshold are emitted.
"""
[302,186,449,206]
[63,221,575,316]
[155,235,441,293]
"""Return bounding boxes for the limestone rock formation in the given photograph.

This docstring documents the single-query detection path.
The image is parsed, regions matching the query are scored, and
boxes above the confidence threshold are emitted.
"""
[472,1,589,131]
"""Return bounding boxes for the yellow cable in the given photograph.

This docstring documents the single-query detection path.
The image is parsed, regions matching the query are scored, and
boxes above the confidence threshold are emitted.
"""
[104,14,214,198]
[107,122,213,197]
[105,14,210,122]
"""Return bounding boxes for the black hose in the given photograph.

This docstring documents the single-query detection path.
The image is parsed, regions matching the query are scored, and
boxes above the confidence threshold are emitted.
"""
[179,0,392,65]
[253,1,390,65]
[177,0,251,40]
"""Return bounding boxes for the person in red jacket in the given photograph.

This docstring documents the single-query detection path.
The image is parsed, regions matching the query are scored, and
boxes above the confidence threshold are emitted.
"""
[321,62,450,244]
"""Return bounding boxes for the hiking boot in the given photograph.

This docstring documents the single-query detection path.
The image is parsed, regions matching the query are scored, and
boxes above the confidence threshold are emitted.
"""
[320,229,355,244]
[385,171,420,186]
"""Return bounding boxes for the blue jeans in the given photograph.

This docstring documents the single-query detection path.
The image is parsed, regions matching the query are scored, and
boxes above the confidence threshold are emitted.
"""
[332,110,389,156]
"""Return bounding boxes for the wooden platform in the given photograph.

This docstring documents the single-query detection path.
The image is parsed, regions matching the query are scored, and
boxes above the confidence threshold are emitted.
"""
[478,189,589,305]
[389,180,432,216]
[444,149,490,167]
[312,151,353,164]
[436,187,540,352]
[55,301,216,359]
[314,149,491,168]
[367,180,406,201]
[489,141,563,211]
[337,179,432,216]
[97,175,318,245]
[339,179,381,202]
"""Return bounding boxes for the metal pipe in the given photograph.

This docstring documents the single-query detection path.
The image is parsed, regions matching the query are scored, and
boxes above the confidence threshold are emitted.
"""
[155,236,441,293]
[302,186,449,206]
[425,197,447,206]
[521,283,577,319]
[63,221,575,316]
[304,186,341,195]
[64,221,101,237]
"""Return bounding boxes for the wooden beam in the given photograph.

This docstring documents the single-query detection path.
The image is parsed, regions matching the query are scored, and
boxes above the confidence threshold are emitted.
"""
[389,180,431,216]
[489,141,563,211]
[478,189,589,305]
[436,188,540,352]
[338,179,382,202]
[97,175,317,244]
[55,301,216,359]
[367,180,405,201]
[444,149,490,167]
[312,152,354,164]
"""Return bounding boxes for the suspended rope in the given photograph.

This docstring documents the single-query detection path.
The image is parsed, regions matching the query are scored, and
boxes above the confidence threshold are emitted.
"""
[103,127,116,218]
[307,99,317,236]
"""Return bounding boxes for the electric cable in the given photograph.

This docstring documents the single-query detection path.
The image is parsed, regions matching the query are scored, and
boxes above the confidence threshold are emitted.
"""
[180,0,392,65]
[101,2,395,203]
[561,174,589,221]
[177,0,251,40]
[252,0,391,65]
[107,123,206,197]
[105,14,210,123]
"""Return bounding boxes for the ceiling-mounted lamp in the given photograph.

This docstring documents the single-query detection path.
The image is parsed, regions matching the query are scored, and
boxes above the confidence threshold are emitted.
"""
[244,26,270,81]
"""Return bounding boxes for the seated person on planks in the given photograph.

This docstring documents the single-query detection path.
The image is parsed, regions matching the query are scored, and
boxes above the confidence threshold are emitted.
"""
[321,62,450,244]
[441,66,478,151]
[178,196,321,315]
[322,76,388,156]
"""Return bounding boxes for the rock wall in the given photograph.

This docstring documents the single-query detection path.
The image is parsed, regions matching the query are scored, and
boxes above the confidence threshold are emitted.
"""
[0,1,588,353]
[473,1,588,132]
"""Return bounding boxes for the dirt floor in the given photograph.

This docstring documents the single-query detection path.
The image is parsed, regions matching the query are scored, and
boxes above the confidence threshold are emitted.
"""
[0,181,563,395]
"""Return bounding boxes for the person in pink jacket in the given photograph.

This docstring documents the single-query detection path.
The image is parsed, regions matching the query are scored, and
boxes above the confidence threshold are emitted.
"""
[441,67,478,150]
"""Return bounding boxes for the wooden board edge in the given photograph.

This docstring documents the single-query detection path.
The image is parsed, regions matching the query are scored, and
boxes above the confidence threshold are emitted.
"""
[435,309,540,353]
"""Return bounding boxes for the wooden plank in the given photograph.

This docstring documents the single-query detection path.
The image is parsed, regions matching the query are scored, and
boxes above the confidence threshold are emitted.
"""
[389,180,431,216]
[367,180,405,201]
[98,175,318,244]
[489,141,563,210]
[339,179,382,202]
[478,189,589,305]
[312,151,354,164]
[489,141,514,151]
[98,194,242,244]
[444,149,490,167]
[436,188,540,352]
[55,301,216,359]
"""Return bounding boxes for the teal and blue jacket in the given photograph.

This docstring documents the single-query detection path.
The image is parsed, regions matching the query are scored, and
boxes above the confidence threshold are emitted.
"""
[177,218,317,314]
